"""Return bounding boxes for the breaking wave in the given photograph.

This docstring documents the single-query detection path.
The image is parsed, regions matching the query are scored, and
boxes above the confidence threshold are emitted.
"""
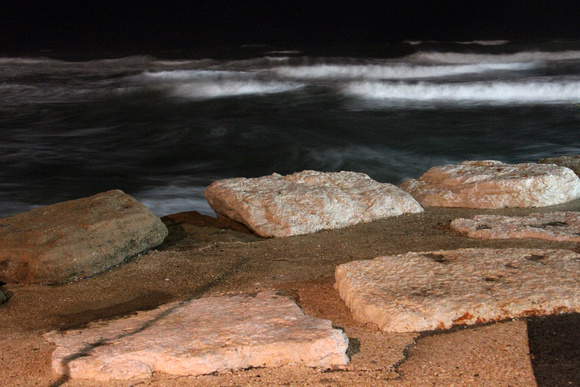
[274,62,536,80]
[343,80,580,104]
[343,81,580,103]
[138,70,303,99]
[169,80,303,99]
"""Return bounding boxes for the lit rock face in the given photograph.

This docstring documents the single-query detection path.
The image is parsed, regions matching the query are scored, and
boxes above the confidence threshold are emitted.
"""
[335,248,580,333]
[538,155,580,176]
[45,291,349,381]
[0,190,167,284]
[205,170,424,237]
[450,212,580,242]
[399,160,580,208]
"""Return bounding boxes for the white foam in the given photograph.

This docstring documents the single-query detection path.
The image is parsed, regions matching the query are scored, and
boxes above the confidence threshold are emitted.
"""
[135,185,214,217]
[169,80,302,99]
[141,70,243,82]
[274,62,535,80]
[343,80,580,104]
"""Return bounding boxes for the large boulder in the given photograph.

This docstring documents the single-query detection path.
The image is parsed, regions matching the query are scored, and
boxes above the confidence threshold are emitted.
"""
[0,190,168,284]
[335,248,580,333]
[45,291,349,380]
[450,212,580,242]
[205,170,424,237]
[399,160,580,208]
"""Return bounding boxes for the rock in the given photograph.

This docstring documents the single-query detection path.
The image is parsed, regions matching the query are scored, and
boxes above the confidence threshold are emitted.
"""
[0,288,6,304]
[0,190,168,284]
[45,291,349,381]
[399,160,580,208]
[450,212,580,242]
[205,170,424,237]
[538,155,580,177]
[335,248,580,333]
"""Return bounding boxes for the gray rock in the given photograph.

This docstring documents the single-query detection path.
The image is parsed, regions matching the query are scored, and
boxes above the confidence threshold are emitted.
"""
[335,248,580,333]
[45,291,349,380]
[0,190,168,284]
[205,170,423,237]
[0,288,6,304]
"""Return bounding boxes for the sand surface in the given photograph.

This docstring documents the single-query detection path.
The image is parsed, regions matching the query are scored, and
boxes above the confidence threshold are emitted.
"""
[1,201,579,386]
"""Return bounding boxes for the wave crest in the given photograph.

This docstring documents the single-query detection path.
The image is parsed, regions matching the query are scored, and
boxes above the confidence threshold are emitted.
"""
[343,80,580,104]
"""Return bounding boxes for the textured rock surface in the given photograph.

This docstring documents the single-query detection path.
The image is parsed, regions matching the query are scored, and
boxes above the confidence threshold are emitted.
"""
[0,190,168,284]
[538,155,580,176]
[399,160,580,208]
[335,248,580,333]
[450,212,580,242]
[205,170,424,237]
[45,291,349,380]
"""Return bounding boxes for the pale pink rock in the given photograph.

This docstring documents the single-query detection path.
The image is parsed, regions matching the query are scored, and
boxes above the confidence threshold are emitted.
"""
[450,212,580,242]
[205,170,424,237]
[45,291,349,381]
[399,160,580,208]
[0,190,168,284]
[335,248,580,333]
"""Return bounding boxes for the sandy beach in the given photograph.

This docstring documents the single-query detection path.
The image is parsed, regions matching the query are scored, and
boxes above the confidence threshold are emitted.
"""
[1,200,579,386]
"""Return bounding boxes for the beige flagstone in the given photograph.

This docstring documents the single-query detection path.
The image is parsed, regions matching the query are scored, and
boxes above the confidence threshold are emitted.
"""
[45,291,349,380]
[450,212,580,242]
[335,248,580,333]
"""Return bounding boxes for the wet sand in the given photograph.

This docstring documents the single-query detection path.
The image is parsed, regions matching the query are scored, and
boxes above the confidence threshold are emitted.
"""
[1,200,579,386]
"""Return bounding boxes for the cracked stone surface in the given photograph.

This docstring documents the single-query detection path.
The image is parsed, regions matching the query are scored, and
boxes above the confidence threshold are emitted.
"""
[450,212,580,242]
[0,190,168,284]
[335,248,580,333]
[205,170,424,237]
[45,291,349,381]
[399,160,580,208]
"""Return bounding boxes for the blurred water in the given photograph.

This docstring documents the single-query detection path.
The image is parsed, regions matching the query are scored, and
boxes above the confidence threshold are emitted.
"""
[1,41,579,217]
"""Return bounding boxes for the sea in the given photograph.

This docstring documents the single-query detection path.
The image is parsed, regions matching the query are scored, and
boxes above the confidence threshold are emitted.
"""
[1,40,580,218]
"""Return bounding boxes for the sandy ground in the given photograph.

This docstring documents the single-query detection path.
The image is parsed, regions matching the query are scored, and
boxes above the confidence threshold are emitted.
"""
[1,200,579,386]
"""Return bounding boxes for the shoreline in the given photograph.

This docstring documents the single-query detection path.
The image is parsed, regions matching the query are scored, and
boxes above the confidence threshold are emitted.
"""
[1,200,579,385]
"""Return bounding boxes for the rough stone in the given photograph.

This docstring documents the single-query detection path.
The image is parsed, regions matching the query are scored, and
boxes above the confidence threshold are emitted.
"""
[399,160,580,208]
[205,170,424,237]
[45,291,349,381]
[538,155,580,177]
[0,288,6,304]
[335,248,580,333]
[450,212,580,242]
[0,190,168,284]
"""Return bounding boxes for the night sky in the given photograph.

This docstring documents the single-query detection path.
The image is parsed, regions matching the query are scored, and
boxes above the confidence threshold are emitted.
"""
[1,1,580,54]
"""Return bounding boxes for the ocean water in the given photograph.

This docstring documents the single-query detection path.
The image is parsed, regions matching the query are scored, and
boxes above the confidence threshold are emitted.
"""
[1,41,580,218]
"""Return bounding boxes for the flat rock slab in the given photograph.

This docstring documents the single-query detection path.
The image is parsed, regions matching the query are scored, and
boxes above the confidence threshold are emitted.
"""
[0,190,168,284]
[450,212,580,242]
[205,170,424,237]
[335,248,580,333]
[399,160,580,208]
[538,155,580,176]
[45,291,349,381]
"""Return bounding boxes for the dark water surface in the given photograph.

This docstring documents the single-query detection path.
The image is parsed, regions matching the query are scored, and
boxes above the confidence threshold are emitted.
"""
[1,41,580,217]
